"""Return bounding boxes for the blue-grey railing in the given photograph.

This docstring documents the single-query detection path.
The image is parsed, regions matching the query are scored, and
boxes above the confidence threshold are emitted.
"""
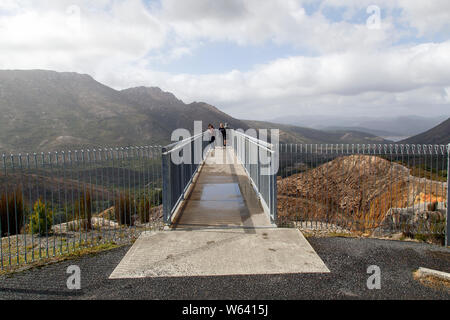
[231,130,278,223]
[161,132,211,224]
[447,147,450,246]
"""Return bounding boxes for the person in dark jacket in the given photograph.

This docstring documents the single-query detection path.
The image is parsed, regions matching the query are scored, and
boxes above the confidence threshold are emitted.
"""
[219,123,227,148]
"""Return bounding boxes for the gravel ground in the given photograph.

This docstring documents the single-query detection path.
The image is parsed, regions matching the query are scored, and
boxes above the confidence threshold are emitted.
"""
[0,237,449,300]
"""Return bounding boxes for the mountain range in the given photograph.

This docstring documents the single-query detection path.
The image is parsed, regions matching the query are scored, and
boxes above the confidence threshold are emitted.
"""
[0,70,447,153]
[272,114,449,138]
[244,120,391,144]
[0,70,248,152]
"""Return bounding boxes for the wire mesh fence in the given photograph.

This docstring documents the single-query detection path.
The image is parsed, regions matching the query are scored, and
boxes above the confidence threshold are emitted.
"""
[2,141,449,270]
[277,144,449,243]
[0,146,163,269]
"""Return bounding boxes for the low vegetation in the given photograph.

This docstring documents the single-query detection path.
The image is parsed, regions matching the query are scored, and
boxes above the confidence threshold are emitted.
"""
[114,193,135,226]
[0,189,24,237]
[0,240,121,276]
[30,199,53,236]
[73,191,93,231]
[413,269,450,292]
[138,198,151,224]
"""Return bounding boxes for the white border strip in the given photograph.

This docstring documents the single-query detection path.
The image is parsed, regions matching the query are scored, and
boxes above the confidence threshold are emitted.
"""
[416,267,450,281]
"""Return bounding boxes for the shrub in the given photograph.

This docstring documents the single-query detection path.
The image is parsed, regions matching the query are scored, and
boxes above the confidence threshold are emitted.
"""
[427,201,438,212]
[74,191,92,231]
[149,189,162,206]
[115,193,134,226]
[0,189,24,237]
[30,199,53,236]
[138,198,151,224]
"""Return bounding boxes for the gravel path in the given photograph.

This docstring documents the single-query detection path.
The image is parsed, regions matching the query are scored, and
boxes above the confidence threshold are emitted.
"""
[0,237,449,300]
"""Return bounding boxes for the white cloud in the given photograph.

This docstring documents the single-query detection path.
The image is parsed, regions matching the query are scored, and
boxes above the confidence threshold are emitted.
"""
[0,0,166,72]
[0,0,449,120]
[396,0,450,36]
[157,0,396,52]
[319,0,450,37]
[93,40,450,119]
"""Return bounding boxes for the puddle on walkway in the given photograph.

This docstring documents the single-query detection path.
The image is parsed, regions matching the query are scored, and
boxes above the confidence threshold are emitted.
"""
[193,183,242,201]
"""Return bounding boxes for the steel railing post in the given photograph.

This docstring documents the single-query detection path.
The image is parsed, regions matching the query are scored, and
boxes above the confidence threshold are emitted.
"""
[273,170,278,223]
[270,145,280,223]
[162,147,170,224]
[257,146,260,195]
[446,144,449,247]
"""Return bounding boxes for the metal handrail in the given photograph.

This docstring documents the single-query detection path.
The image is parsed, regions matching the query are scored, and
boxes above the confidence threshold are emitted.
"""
[232,130,274,151]
[162,131,207,154]
[161,132,212,224]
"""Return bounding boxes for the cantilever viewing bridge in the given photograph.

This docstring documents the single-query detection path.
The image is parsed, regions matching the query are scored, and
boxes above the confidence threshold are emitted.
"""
[110,130,330,278]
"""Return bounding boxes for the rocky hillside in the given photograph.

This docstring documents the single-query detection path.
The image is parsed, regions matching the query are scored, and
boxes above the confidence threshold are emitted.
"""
[277,155,447,235]
[121,87,248,136]
[400,118,450,145]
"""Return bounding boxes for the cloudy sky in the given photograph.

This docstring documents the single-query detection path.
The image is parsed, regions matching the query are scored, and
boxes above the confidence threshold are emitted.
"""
[1,0,450,120]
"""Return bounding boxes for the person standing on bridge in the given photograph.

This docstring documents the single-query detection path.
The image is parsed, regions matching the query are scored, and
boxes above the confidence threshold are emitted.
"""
[206,124,216,159]
[219,123,227,148]
[208,124,216,146]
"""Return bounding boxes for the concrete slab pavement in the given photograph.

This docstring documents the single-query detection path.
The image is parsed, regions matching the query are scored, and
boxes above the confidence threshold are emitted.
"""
[109,228,330,279]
